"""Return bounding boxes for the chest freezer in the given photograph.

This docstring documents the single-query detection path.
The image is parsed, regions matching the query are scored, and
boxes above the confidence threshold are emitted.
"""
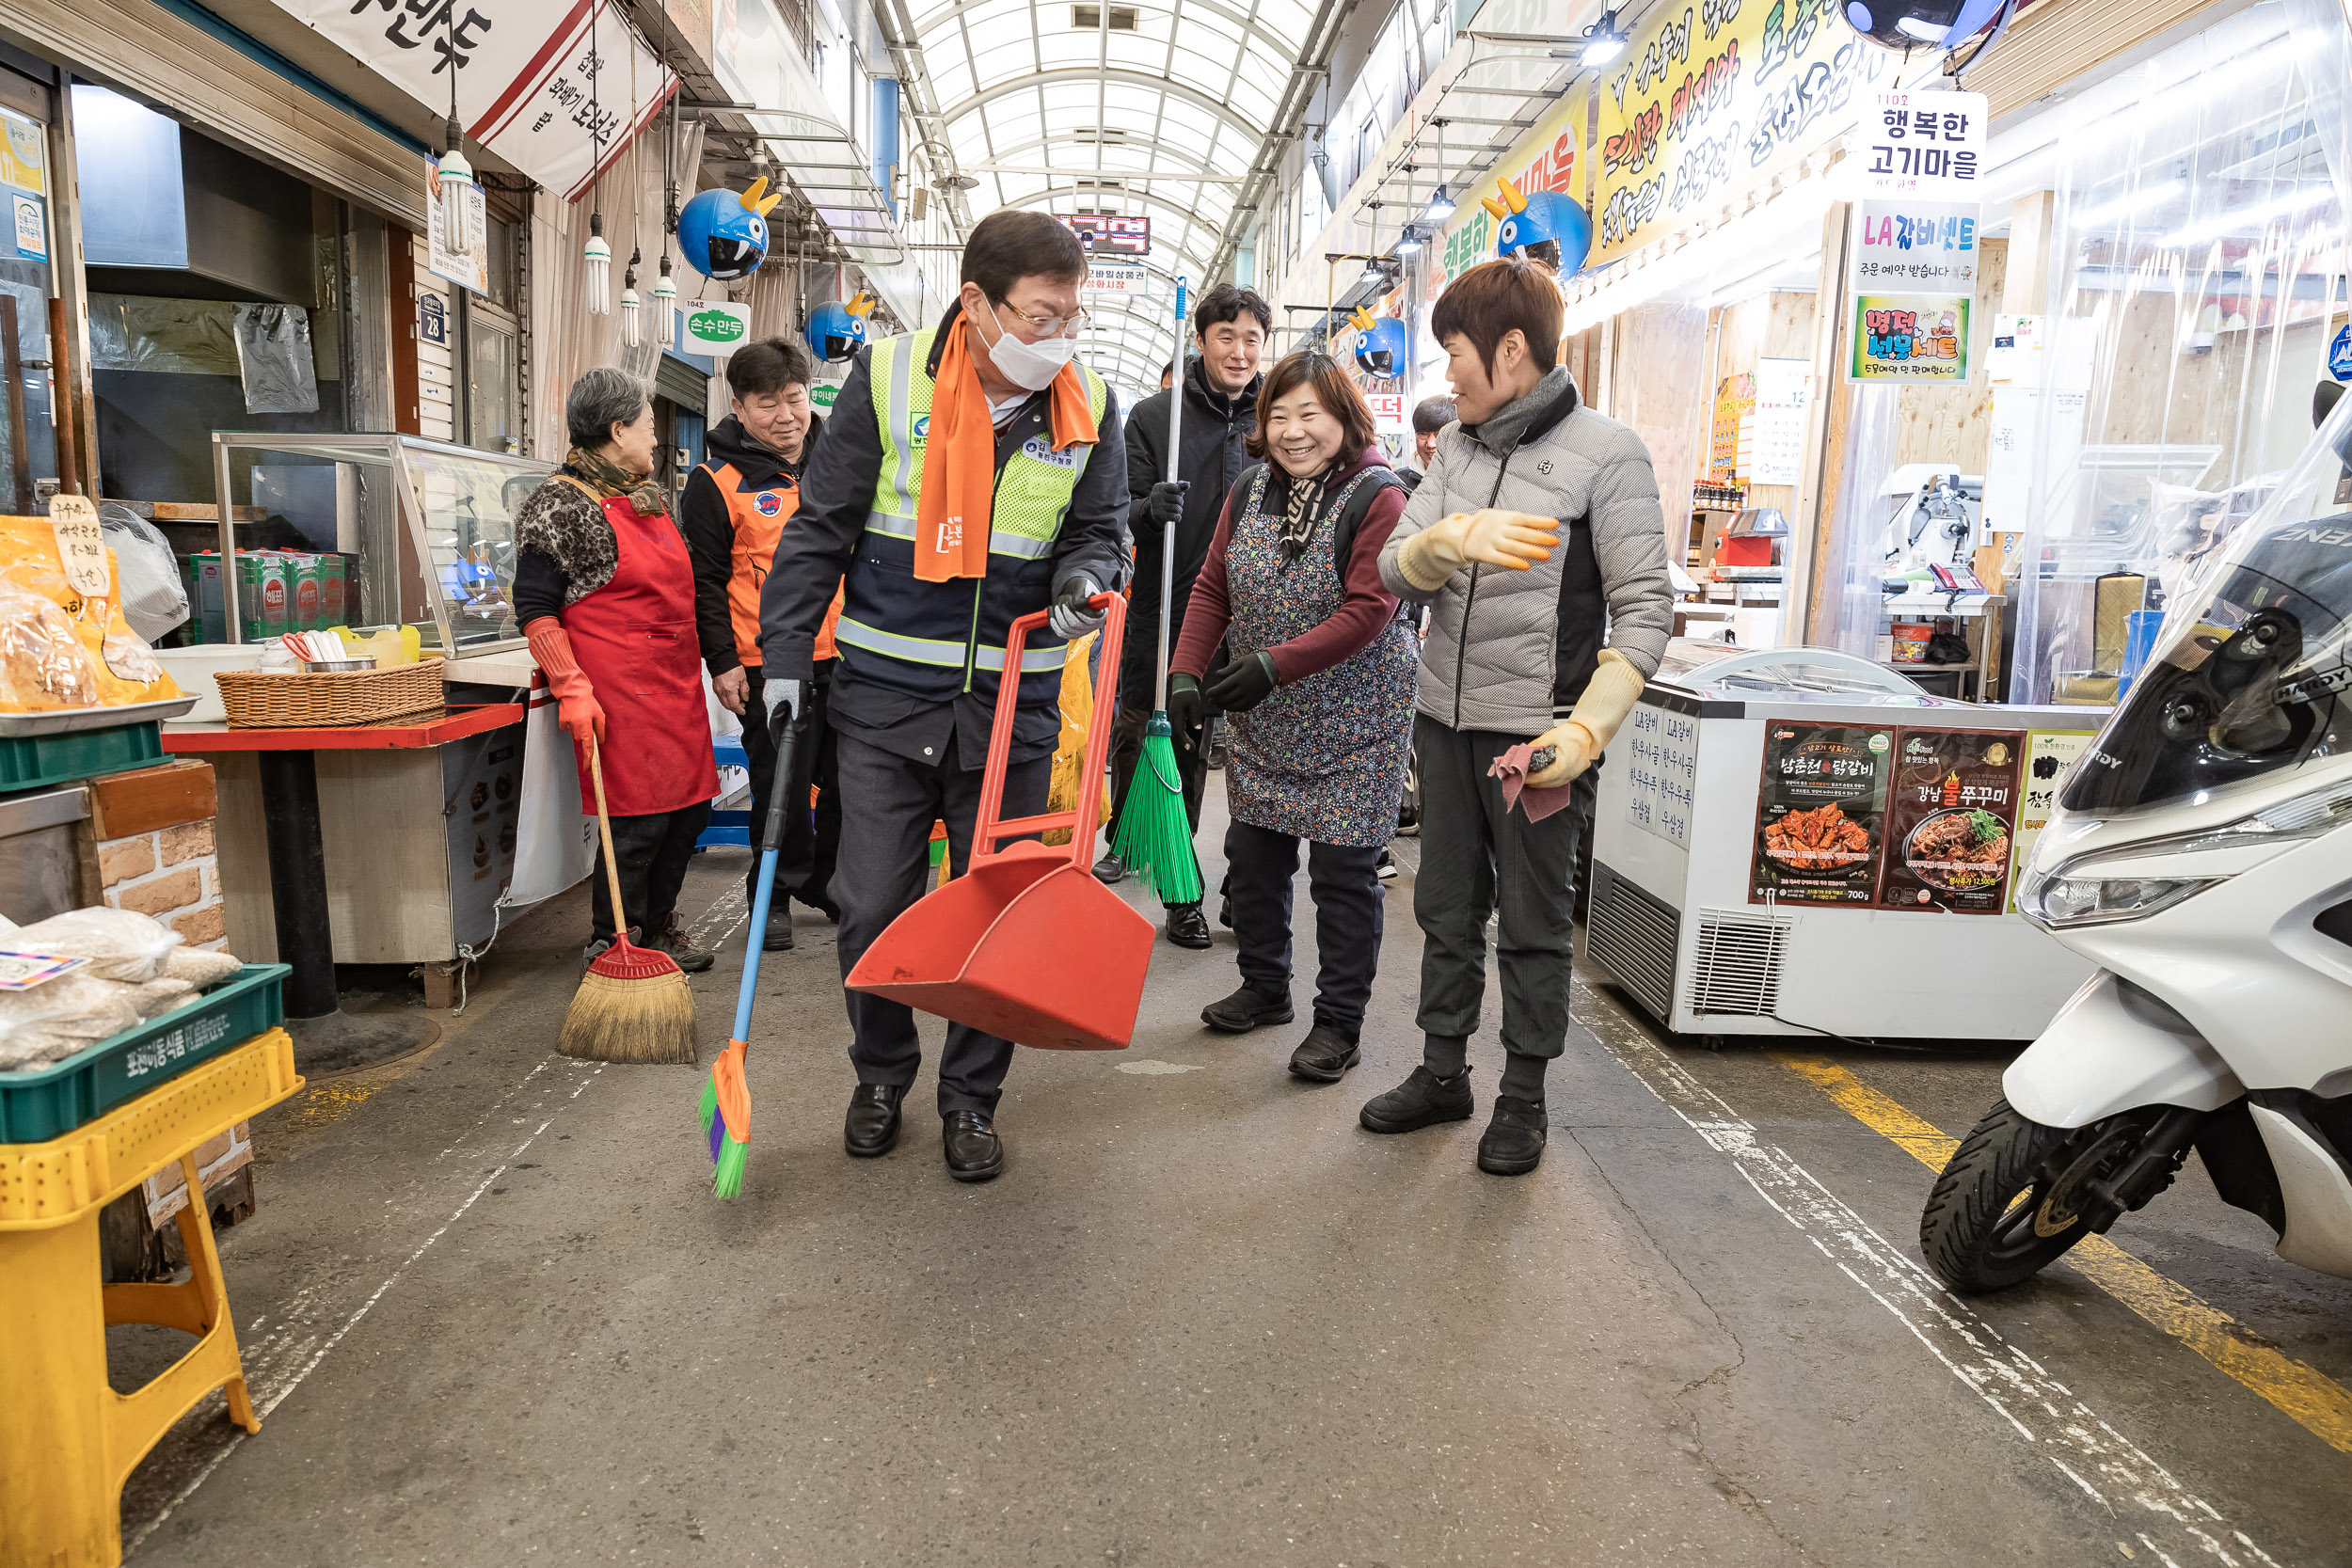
[1583,643,2105,1042]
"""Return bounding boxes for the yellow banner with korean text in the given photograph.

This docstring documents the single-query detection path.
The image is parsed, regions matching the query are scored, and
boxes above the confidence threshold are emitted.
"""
[1592,0,1892,268]
[1438,84,1586,288]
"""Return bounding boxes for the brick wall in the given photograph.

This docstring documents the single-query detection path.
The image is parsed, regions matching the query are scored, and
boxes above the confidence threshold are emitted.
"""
[142,1121,254,1227]
[100,816,226,948]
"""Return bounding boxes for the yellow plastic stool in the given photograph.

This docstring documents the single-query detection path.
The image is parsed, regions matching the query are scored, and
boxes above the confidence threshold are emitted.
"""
[0,1028,302,1568]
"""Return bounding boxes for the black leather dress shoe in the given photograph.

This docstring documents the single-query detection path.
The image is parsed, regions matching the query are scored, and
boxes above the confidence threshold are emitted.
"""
[1477,1095,1549,1175]
[943,1109,1005,1181]
[844,1083,905,1157]
[1164,902,1211,949]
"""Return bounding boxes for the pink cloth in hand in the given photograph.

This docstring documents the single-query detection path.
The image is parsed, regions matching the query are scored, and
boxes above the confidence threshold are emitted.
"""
[1487,743,1577,822]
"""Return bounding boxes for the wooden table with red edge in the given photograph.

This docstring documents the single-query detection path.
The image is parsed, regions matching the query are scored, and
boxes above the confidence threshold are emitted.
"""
[162,705,524,1071]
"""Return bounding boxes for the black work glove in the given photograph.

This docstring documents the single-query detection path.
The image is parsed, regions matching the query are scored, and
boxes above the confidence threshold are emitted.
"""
[1167,673,1205,747]
[1205,649,1279,713]
[1048,572,1104,639]
[1148,480,1189,529]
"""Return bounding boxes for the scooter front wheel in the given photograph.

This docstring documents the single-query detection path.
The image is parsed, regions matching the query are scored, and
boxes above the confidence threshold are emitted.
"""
[1921,1099,2137,1292]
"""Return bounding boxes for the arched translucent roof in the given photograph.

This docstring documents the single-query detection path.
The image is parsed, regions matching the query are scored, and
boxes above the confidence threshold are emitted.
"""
[912,0,1321,397]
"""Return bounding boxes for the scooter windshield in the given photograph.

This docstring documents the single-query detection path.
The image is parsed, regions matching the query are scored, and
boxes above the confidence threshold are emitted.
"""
[2063,406,2352,816]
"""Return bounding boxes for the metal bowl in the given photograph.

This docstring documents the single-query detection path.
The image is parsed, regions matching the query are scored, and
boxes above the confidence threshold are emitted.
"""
[304,657,375,673]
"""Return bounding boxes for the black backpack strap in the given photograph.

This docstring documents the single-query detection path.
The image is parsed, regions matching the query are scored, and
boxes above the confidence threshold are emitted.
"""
[1330,467,1406,593]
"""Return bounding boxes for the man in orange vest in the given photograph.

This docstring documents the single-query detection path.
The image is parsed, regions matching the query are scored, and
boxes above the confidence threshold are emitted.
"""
[684,336,841,952]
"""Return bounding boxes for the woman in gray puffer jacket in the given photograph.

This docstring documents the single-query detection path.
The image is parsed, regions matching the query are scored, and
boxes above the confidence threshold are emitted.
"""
[1362,258,1674,1177]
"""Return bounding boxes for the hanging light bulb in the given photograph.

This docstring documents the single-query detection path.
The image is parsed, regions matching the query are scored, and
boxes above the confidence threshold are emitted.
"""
[435,8,472,254]
[584,214,612,313]
[620,250,643,346]
[652,256,677,348]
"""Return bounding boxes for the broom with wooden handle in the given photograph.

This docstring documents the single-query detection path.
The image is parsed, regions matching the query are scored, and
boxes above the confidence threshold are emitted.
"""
[558,735,697,1064]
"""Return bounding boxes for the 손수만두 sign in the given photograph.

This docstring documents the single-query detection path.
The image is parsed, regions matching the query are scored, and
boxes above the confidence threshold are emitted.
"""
[682,302,752,357]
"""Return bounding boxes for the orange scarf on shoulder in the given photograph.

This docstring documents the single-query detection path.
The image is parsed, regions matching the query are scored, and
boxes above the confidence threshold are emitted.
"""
[914,317,1099,582]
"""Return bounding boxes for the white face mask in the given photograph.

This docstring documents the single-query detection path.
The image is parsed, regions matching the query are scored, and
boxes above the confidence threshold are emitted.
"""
[974,302,1078,391]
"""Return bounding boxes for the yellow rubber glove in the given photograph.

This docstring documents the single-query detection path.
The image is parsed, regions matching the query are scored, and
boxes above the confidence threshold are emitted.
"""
[1397,509,1561,591]
[1525,649,1647,788]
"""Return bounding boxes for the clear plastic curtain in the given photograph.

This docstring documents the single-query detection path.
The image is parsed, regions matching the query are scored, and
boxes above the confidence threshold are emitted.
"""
[1820,379,1902,659]
[2007,2,2349,703]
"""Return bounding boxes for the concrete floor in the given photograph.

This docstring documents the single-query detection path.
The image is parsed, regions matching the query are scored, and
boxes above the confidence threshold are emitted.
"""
[112,792,2352,1567]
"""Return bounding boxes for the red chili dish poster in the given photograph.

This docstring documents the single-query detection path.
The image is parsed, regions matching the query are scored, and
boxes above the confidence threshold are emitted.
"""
[1876,729,2026,913]
[1751,724,1894,904]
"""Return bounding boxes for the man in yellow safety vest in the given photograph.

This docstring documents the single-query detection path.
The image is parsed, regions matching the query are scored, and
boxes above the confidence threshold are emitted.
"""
[759,210,1130,1183]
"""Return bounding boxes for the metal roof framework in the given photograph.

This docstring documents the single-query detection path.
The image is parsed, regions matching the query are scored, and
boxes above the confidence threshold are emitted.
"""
[908,0,1327,399]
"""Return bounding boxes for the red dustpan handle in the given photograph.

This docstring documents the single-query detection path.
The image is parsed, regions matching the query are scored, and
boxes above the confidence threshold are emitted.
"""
[970,590,1126,868]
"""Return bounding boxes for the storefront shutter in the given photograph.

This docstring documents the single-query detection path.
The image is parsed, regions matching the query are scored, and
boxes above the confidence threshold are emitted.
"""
[655,353,710,414]
[1975,0,2260,119]
[8,0,425,230]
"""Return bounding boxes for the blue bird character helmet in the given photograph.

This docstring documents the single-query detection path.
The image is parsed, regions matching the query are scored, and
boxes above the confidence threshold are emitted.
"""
[1482,178,1594,277]
[679,178,781,280]
[1348,309,1409,381]
[806,293,876,363]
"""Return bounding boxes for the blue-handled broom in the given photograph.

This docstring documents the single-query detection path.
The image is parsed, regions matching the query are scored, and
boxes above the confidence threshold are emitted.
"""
[1112,274,1204,907]
[701,704,805,1199]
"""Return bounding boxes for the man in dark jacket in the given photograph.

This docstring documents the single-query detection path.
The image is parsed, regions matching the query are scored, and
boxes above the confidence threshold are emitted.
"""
[760,211,1130,1182]
[1096,281,1269,948]
[681,337,837,952]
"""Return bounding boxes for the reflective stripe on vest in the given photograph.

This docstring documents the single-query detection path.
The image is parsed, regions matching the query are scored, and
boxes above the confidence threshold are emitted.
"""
[833,613,1068,673]
[866,326,1106,556]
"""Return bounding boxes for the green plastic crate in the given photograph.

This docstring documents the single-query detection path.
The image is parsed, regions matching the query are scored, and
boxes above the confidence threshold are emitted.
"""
[0,964,290,1144]
[0,720,164,794]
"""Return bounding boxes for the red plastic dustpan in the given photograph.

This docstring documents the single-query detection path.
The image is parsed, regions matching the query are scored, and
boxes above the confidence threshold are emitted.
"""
[847,592,1152,1050]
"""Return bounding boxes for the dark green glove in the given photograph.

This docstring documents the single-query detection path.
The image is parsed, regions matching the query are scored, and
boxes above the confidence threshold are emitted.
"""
[1205,649,1279,713]
[1167,673,1204,746]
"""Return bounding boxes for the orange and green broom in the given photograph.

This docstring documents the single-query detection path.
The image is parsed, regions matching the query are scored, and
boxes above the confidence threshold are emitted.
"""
[700,706,806,1198]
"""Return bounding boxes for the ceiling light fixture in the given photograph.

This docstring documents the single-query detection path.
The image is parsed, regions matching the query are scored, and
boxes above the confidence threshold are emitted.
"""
[1581,8,1629,69]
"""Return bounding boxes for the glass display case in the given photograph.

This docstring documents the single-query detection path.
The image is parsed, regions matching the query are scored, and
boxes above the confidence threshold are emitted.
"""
[204,432,554,654]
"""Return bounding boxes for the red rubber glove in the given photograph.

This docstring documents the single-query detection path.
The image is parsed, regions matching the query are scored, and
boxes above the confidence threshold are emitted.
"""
[525,617,605,745]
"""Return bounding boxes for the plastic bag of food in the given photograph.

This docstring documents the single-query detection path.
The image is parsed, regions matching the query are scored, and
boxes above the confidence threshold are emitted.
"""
[6,906,183,983]
[163,947,244,986]
[0,972,141,1069]
[0,515,181,710]
[98,504,191,644]
[127,975,196,1018]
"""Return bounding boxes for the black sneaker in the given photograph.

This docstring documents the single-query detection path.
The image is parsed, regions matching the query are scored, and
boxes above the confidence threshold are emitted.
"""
[1093,852,1127,885]
[1217,895,1233,928]
[1477,1096,1549,1175]
[1287,1024,1361,1083]
[761,906,794,952]
[1375,847,1398,880]
[1164,902,1211,949]
[1200,983,1294,1034]
[1359,1064,1475,1133]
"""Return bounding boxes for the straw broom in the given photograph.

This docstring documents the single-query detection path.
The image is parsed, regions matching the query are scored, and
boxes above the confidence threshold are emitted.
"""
[558,736,697,1064]
[1112,274,1205,907]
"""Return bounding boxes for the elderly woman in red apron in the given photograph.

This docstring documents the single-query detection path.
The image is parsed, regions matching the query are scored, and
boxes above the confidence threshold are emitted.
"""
[515,367,721,973]
[1168,351,1417,1084]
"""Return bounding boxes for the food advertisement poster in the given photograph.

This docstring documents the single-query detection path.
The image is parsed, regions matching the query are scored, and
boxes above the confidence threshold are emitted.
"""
[1709,372,1755,480]
[1877,729,2023,914]
[2008,730,2095,912]
[1592,0,1888,268]
[1751,724,1892,904]
[1849,295,1970,383]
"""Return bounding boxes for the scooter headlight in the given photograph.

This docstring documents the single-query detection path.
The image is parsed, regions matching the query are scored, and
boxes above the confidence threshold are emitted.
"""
[2018,869,2219,929]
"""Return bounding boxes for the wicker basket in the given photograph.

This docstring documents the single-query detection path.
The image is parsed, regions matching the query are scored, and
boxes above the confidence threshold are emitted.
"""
[215,658,445,728]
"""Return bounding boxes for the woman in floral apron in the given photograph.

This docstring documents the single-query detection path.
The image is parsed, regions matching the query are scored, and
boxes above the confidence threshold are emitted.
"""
[1168,352,1417,1084]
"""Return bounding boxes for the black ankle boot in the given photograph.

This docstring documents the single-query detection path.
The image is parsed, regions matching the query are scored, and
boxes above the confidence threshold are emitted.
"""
[1477,1096,1548,1175]
[1359,1064,1474,1132]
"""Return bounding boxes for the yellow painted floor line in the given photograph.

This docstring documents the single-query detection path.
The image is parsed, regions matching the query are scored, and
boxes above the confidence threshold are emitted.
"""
[1771,1052,2352,1457]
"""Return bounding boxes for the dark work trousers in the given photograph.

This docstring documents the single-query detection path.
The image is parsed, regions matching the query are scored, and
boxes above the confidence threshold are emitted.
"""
[833,729,1052,1117]
[589,801,714,943]
[742,660,842,911]
[1224,818,1385,1036]
[1411,715,1599,1059]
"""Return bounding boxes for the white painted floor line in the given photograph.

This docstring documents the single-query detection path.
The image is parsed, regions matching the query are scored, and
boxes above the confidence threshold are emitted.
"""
[1571,978,2282,1568]
[688,884,750,952]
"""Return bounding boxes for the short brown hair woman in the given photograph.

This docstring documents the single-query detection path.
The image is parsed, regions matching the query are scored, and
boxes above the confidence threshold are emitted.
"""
[1168,350,1417,1084]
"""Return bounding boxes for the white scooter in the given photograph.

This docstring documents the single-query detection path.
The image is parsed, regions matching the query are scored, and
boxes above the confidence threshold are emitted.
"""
[1921,404,2352,1292]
